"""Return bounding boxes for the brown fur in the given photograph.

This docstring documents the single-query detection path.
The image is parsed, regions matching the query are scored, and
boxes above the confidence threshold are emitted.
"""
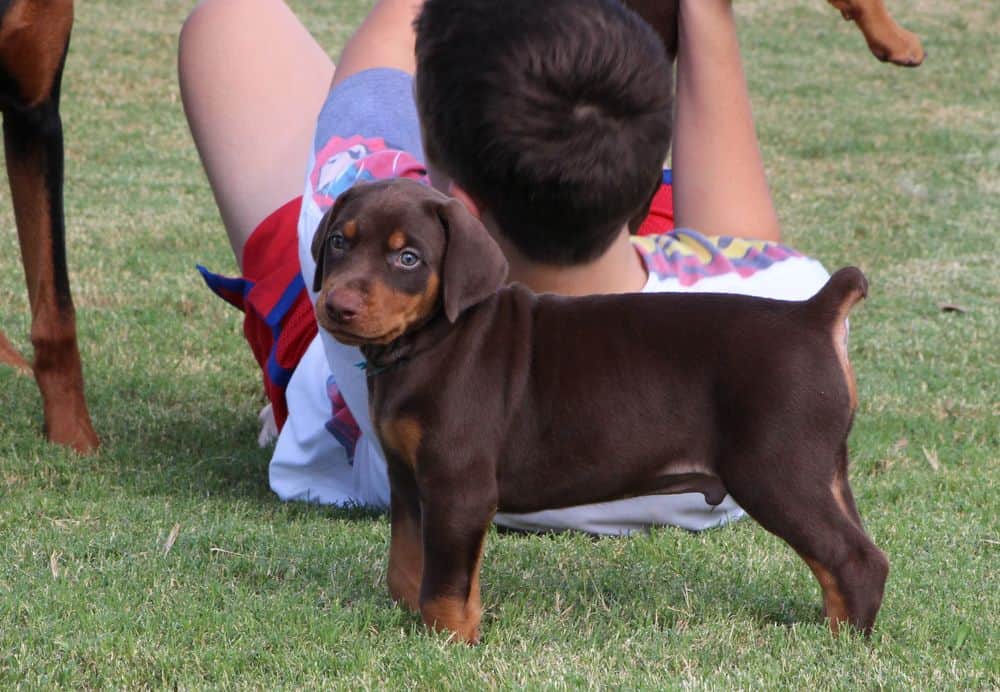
[623,0,922,67]
[826,0,924,66]
[804,557,851,633]
[313,179,889,644]
[379,417,424,471]
[0,0,74,106]
[387,501,424,612]
[1,0,98,453]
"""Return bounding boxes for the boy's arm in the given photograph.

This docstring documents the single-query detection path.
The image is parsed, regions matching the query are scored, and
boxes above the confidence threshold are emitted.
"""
[330,0,424,88]
[672,0,782,242]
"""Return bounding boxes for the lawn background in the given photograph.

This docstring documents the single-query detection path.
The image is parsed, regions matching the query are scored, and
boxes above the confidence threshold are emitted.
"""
[1,0,997,687]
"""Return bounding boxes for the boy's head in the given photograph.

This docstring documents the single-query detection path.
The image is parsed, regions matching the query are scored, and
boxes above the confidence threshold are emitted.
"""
[414,0,673,265]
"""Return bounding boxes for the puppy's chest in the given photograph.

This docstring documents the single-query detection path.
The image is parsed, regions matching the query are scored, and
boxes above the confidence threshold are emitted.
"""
[370,329,529,421]
[369,301,536,465]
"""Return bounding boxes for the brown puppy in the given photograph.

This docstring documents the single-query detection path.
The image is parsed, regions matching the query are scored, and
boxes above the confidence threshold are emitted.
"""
[623,0,923,67]
[312,179,888,644]
[1,0,98,453]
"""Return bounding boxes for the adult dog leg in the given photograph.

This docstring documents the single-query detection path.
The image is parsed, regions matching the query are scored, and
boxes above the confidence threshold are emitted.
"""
[828,0,924,66]
[1,0,98,452]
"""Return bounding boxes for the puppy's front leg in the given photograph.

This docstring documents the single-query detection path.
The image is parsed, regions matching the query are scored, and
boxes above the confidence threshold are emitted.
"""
[387,465,423,612]
[418,484,497,645]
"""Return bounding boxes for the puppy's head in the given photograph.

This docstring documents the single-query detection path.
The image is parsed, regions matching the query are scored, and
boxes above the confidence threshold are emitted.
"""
[311,179,508,346]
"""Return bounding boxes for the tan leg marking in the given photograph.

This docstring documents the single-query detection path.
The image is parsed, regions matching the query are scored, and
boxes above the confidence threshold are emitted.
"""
[831,476,850,521]
[830,468,861,530]
[379,417,423,471]
[803,557,850,635]
[388,509,423,612]
[466,533,486,628]
[422,596,481,644]
[421,535,487,645]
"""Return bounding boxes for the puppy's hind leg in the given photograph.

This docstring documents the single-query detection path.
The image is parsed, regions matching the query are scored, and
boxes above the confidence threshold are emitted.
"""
[723,452,888,635]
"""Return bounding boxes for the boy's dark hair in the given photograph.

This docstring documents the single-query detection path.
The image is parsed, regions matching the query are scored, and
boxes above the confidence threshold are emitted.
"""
[415,0,673,265]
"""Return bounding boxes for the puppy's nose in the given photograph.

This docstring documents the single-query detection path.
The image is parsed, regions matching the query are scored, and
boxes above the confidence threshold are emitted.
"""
[325,289,364,323]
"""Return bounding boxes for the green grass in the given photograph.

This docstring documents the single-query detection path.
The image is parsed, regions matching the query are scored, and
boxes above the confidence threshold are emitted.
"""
[1,0,997,687]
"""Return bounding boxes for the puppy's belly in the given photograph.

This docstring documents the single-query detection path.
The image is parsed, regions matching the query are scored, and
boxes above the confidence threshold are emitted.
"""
[497,451,724,513]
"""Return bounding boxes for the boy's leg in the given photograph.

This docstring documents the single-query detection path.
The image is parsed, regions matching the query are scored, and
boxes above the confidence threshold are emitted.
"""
[178,0,334,269]
[672,0,782,242]
[331,0,423,87]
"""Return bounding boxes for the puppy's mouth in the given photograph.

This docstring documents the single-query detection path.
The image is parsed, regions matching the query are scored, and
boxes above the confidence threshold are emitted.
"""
[315,283,433,347]
[320,326,370,346]
[318,319,406,347]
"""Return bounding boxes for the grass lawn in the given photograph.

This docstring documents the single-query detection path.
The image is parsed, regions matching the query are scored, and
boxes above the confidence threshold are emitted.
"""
[1,0,997,687]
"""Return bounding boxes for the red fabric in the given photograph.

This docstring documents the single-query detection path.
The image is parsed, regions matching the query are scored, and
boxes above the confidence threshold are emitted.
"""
[635,180,674,236]
[237,196,316,429]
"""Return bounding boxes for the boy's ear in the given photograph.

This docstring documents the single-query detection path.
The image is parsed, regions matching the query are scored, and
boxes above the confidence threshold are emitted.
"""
[310,188,356,293]
[447,183,484,220]
[435,198,509,322]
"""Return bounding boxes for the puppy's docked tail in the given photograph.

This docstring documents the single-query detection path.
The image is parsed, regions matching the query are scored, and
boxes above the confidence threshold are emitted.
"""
[807,266,869,325]
[805,267,868,411]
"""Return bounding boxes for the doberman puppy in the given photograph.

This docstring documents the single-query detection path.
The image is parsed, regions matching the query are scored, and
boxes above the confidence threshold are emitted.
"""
[311,179,889,644]
[1,0,98,452]
[623,0,923,67]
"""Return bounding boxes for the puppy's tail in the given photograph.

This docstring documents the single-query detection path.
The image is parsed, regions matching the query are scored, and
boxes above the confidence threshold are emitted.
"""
[806,266,869,324]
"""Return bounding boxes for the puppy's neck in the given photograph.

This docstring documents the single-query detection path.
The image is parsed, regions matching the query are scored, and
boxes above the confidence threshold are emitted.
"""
[360,311,453,375]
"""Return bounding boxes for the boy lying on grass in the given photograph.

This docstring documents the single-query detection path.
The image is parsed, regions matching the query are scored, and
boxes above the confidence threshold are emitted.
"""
[182,0,829,534]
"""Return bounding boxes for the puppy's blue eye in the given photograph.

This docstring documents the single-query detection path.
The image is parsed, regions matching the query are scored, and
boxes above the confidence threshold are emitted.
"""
[330,233,346,250]
[396,249,421,269]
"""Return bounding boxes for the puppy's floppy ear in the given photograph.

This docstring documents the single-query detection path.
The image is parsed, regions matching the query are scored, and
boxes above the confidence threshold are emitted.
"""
[310,187,357,293]
[436,198,509,322]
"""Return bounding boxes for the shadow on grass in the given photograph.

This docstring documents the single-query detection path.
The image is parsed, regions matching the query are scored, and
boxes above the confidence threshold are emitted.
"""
[484,524,828,636]
[1,366,381,526]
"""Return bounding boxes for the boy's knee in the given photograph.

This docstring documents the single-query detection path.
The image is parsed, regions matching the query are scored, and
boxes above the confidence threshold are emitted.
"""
[179,0,275,52]
[180,0,226,47]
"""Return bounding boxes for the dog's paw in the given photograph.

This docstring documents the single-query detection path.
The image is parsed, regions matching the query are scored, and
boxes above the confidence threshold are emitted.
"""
[868,29,925,67]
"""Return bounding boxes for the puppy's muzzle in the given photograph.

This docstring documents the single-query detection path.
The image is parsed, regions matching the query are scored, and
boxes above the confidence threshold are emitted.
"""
[324,287,365,325]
